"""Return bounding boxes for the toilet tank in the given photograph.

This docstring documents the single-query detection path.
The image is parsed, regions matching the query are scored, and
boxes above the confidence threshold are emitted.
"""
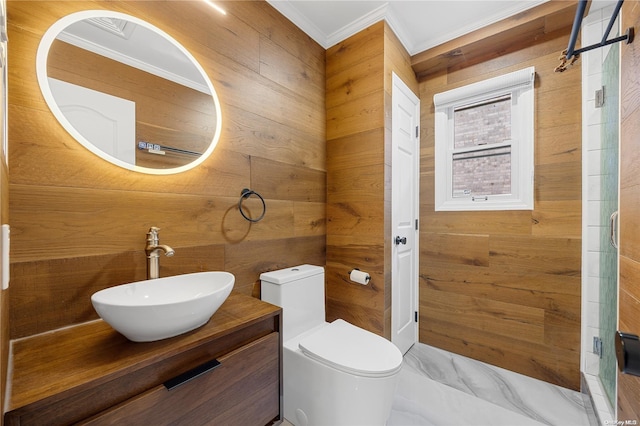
[260,264,325,341]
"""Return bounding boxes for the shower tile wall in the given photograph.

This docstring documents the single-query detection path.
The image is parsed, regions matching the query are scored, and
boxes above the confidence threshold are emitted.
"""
[581,4,617,424]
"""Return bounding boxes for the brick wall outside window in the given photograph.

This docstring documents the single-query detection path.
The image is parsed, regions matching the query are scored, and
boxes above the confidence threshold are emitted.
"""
[452,96,512,197]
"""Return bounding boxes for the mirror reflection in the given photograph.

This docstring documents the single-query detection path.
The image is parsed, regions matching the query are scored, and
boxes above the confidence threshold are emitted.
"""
[37,11,222,174]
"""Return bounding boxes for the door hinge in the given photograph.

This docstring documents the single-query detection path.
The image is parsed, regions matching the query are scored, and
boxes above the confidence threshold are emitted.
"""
[414,311,418,322]
[415,219,419,230]
[595,87,605,108]
[593,336,603,359]
[415,126,419,138]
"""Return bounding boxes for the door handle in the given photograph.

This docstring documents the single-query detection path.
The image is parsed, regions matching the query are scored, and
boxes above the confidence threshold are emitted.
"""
[610,211,619,249]
[164,359,221,390]
[395,236,407,245]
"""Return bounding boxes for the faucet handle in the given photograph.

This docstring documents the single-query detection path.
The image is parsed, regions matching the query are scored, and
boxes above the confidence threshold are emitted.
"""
[147,226,161,243]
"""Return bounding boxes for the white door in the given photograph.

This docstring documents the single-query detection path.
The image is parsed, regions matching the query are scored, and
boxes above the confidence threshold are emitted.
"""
[391,72,420,355]
[48,78,136,164]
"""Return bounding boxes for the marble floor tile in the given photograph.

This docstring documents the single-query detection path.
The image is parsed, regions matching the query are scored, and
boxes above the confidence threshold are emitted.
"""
[389,343,594,426]
[388,365,545,425]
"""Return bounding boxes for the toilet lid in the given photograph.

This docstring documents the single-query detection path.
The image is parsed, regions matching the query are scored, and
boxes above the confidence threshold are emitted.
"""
[298,319,403,378]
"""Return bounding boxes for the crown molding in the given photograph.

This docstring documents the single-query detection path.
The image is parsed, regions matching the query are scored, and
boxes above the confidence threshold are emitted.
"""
[56,31,211,94]
[324,3,389,49]
[267,0,330,48]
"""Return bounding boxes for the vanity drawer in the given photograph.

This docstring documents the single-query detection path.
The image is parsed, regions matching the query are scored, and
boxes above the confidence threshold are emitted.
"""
[80,332,280,425]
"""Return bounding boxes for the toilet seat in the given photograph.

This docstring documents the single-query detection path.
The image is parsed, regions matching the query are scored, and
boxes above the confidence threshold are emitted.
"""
[298,319,403,378]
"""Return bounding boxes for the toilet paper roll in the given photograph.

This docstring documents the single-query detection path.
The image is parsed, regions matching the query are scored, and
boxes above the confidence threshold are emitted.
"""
[349,269,370,285]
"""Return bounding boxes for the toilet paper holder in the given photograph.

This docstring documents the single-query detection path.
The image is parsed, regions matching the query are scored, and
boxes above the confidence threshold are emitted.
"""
[349,268,370,285]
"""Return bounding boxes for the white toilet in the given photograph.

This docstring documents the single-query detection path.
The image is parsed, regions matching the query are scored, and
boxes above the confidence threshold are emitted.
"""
[260,264,403,426]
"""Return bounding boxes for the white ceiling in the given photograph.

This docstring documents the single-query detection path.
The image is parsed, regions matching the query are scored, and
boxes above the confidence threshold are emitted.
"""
[266,0,617,56]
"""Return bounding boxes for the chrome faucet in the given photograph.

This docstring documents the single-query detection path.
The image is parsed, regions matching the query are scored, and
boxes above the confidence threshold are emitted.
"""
[145,227,175,279]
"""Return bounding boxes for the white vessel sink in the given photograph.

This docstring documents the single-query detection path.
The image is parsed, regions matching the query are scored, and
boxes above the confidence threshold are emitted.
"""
[91,271,234,342]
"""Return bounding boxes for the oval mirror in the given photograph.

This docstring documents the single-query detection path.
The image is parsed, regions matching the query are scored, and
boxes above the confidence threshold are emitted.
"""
[36,10,222,175]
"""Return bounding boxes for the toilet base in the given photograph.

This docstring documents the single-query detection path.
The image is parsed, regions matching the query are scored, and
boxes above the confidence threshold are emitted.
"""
[283,323,400,426]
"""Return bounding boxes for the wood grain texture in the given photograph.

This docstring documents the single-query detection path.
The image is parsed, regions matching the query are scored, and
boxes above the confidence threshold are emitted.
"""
[416,8,582,389]
[80,334,280,426]
[7,1,326,338]
[618,0,640,420]
[410,1,578,80]
[325,22,418,338]
[326,22,386,336]
[5,293,281,425]
[4,0,597,407]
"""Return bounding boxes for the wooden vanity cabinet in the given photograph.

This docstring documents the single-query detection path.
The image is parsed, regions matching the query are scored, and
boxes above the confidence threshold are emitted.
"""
[4,293,282,426]
[81,333,279,425]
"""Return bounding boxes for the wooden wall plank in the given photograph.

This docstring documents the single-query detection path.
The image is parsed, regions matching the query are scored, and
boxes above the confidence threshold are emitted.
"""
[536,123,582,166]
[225,235,326,298]
[422,233,490,267]
[293,202,325,237]
[619,121,640,262]
[259,35,324,106]
[326,90,385,141]
[326,22,384,78]
[326,129,385,170]
[489,235,581,276]
[250,157,326,203]
[326,54,384,110]
[326,243,386,334]
[224,104,325,172]
[531,200,581,238]
[225,1,325,69]
[423,288,545,344]
[325,22,387,336]
[423,264,580,312]
[327,164,385,203]
[326,202,384,240]
[422,209,533,236]
[384,24,419,95]
[11,185,255,260]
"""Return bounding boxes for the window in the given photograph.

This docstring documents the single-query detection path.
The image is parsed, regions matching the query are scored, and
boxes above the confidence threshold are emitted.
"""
[434,67,535,211]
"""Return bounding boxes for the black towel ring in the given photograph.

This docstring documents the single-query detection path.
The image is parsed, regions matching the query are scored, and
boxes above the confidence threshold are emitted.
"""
[238,188,266,223]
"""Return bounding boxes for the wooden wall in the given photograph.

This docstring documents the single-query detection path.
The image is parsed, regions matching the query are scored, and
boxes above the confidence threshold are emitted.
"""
[325,21,417,338]
[7,1,326,339]
[618,0,640,419]
[416,11,583,389]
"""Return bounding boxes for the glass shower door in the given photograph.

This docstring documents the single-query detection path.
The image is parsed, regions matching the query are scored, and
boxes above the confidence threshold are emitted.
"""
[599,41,619,408]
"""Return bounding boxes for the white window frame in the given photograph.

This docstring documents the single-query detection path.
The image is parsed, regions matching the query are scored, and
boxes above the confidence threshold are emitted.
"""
[434,67,535,211]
